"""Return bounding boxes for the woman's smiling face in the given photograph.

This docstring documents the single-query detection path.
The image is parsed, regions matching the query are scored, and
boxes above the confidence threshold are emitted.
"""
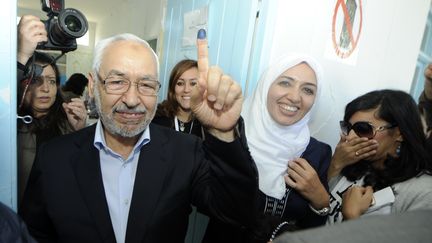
[266,62,317,126]
[174,67,199,111]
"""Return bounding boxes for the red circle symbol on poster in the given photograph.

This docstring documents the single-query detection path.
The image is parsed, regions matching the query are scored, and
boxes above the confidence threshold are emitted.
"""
[332,0,363,59]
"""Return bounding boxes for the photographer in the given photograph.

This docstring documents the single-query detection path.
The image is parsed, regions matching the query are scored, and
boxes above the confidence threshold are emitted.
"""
[17,15,87,203]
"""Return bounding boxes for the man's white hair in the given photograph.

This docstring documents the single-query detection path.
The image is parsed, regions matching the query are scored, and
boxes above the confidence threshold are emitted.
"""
[92,33,159,78]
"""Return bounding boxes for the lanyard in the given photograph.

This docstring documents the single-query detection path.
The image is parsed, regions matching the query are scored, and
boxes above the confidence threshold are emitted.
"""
[174,116,194,134]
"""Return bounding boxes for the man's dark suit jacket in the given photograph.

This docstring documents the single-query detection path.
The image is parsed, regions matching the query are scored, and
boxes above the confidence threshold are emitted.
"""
[19,123,257,243]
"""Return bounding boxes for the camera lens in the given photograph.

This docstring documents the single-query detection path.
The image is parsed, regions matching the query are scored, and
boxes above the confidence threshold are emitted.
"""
[57,8,88,38]
[48,8,88,47]
[64,15,82,33]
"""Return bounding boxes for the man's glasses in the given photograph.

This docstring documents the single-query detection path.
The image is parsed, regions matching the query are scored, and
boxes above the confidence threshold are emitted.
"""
[98,73,161,96]
[340,121,397,139]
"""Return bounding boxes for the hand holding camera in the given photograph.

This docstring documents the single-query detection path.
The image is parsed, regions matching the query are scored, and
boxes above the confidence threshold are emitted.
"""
[18,0,88,64]
[17,15,48,65]
[39,0,88,53]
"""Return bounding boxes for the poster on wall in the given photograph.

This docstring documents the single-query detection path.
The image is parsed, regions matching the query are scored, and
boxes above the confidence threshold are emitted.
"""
[325,0,363,65]
[182,6,208,47]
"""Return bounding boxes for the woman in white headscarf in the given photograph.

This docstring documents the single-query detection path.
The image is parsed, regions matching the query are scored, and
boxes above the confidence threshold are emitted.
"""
[203,54,332,243]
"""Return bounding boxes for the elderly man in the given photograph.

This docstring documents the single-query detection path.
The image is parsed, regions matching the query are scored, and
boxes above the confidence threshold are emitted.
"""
[20,28,257,243]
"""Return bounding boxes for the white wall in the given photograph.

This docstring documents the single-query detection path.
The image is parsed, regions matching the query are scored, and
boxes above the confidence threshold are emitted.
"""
[66,24,95,78]
[94,1,164,44]
[268,0,431,149]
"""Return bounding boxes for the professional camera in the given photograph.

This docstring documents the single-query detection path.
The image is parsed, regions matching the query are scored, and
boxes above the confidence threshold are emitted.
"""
[37,0,88,53]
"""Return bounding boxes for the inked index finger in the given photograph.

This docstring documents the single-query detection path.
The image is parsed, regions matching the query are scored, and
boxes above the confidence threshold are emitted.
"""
[196,29,209,85]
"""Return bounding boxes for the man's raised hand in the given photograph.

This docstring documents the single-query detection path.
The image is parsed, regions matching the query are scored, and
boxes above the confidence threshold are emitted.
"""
[191,29,243,141]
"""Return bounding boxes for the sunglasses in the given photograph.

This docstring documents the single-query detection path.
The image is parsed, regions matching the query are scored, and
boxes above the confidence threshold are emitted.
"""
[339,121,397,139]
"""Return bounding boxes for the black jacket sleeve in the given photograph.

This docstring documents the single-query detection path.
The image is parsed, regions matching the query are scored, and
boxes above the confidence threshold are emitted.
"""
[191,118,258,227]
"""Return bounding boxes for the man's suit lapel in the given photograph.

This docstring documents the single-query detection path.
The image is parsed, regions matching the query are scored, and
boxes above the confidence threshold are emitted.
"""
[125,126,170,243]
[70,125,116,243]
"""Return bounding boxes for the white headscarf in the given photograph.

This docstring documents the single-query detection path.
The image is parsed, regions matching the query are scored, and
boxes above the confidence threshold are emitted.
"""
[242,54,324,199]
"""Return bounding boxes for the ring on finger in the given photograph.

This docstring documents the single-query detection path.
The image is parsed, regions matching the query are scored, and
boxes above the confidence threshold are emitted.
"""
[355,151,359,156]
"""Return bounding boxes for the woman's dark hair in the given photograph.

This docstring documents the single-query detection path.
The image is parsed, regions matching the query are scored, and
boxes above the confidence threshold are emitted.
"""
[156,59,198,118]
[18,51,72,146]
[341,89,432,190]
[62,73,88,96]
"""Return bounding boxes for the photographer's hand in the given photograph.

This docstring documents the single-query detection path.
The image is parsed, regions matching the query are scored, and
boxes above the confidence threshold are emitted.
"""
[63,98,87,131]
[17,15,47,65]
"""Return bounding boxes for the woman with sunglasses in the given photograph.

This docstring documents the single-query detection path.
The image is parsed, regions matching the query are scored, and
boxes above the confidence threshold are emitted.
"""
[17,15,87,203]
[203,54,332,243]
[327,89,432,224]
[152,59,203,137]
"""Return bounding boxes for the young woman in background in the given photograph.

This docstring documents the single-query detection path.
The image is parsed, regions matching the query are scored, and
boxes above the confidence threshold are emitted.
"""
[152,59,203,137]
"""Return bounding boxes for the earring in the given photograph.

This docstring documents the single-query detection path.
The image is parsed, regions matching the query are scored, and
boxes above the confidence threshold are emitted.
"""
[396,144,401,156]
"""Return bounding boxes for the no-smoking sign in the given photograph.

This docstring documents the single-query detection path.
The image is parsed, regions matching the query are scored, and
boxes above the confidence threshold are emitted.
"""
[332,0,363,59]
